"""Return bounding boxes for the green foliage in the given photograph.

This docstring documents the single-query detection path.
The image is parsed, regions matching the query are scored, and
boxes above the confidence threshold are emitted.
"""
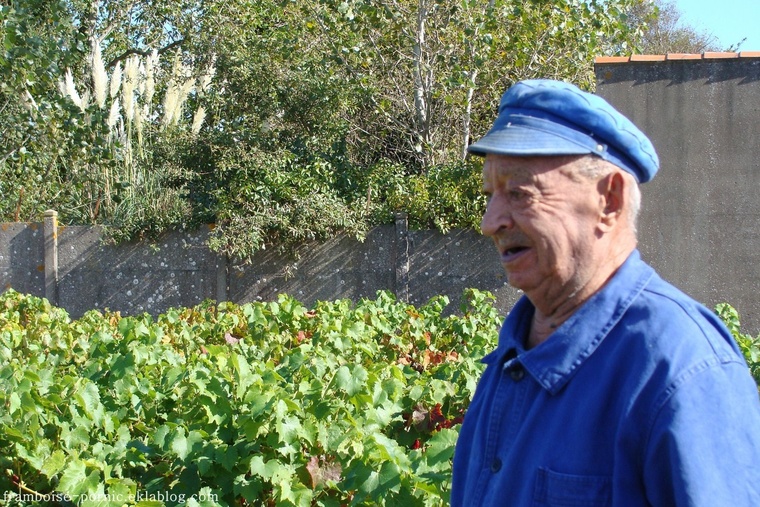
[1,0,644,260]
[716,303,760,389]
[0,288,500,506]
[0,0,84,221]
[364,161,486,233]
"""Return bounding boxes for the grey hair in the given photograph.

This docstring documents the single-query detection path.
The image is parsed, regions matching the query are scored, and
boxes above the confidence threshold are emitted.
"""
[571,156,642,234]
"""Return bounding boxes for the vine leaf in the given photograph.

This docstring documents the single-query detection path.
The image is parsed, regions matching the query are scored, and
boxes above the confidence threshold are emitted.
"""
[335,364,368,396]
[41,450,66,477]
[58,459,100,497]
[305,455,342,488]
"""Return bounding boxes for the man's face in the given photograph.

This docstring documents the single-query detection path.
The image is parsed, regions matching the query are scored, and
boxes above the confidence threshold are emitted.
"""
[481,154,604,303]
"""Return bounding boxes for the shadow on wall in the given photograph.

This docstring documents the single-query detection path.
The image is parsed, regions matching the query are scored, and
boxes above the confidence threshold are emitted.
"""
[229,226,519,317]
[407,229,517,313]
[597,58,760,86]
[0,223,44,295]
[55,225,220,318]
[0,219,518,319]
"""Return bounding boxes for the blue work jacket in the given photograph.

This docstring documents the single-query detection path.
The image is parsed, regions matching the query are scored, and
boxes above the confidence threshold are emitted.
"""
[451,250,760,506]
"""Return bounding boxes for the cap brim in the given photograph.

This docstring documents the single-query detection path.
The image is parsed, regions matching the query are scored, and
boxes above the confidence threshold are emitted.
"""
[468,129,593,157]
[468,113,599,157]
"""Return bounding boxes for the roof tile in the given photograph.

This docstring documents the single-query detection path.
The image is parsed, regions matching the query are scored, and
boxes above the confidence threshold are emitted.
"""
[595,52,760,64]
[630,54,667,61]
[665,53,703,60]
[702,52,740,59]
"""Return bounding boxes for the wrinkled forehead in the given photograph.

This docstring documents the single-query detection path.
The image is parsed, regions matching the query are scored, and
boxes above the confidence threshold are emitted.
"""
[482,154,585,183]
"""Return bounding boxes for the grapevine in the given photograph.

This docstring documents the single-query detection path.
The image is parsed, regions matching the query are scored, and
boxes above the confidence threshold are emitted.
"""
[0,289,501,506]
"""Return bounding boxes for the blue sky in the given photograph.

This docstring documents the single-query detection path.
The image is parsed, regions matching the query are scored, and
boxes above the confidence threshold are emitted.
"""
[673,0,760,51]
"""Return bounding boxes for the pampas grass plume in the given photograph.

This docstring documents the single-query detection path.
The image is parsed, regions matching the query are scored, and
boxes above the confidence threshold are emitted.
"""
[63,68,85,111]
[110,61,122,99]
[123,55,139,123]
[107,98,121,132]
[92,39,108,108]
[191,105,206,134]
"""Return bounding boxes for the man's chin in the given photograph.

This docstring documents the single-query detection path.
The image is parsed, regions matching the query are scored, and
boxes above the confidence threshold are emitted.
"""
[502,254,538,290]
[503,271,534,294]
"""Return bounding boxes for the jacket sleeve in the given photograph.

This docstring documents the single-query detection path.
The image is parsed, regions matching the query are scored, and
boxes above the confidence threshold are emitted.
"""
[643,357,760,506]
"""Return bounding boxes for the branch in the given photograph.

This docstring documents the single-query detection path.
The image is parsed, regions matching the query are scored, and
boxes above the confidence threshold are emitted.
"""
[106,38,186,68]
[0,135,31,165]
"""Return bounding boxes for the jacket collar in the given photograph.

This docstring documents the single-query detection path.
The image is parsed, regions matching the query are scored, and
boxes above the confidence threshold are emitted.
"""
[489,249,655,395]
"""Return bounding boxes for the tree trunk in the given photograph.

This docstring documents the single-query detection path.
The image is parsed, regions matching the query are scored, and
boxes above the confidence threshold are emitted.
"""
[462,69,477,160]
[413,0,431,167]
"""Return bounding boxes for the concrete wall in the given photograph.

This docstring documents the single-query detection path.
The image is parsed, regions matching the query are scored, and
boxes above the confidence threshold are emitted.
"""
[2,56,759,333]
[0,212,520,320]
[0,222,44,296]
[595,55,760,334]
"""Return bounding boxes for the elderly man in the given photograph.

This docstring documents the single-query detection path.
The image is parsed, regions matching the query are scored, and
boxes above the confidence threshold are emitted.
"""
[451,79,760,506]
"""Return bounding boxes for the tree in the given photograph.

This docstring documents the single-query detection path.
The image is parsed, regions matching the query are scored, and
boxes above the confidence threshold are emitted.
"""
[317,0,640,173]
[628,0,722,54]
[1,0,217,230]
[0,0,85,221]
[1,0,646,261]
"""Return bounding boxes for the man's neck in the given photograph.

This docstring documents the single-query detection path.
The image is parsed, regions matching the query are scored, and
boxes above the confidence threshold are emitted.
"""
[526,244,635,349]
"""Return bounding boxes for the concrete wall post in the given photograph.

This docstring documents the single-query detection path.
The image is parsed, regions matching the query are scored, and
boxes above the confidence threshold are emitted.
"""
[394,212,409,302]
[216,254,229,303]
[43,210,59,305]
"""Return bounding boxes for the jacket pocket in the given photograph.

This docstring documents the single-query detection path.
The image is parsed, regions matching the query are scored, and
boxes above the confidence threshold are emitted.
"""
[533,467,612,507]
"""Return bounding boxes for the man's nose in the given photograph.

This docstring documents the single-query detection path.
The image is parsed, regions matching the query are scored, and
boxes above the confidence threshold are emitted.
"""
[480,194,512,237]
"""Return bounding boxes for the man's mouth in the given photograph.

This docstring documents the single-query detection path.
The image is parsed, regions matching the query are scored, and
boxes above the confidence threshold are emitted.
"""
[502,246,530,262]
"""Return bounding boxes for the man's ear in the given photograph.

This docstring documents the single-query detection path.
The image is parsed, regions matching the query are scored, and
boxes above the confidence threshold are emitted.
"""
[598,171,626,231]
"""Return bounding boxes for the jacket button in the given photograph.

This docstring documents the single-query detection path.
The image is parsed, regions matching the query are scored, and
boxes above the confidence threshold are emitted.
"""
[490,459,502,473]
[509,364,525,381]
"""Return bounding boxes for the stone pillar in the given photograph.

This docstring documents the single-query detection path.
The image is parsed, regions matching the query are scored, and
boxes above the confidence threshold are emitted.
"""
[216,253,229,303]
[394,212,409,302]
[43,210,59,305]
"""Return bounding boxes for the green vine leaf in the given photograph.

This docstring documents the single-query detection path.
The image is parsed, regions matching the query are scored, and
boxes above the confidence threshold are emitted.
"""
[0,288,503,505]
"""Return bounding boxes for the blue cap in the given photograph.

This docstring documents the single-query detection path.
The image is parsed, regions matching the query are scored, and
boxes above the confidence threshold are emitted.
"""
[468,79,659,183]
